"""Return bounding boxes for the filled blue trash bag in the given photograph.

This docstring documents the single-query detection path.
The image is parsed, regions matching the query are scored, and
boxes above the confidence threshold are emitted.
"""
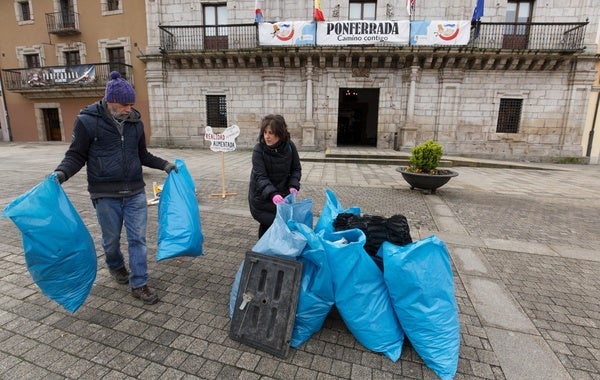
[314,189,360,234]
[157,158,204,261]
[287,220,335,348]
[252,193,312,256]
[229,194,311,318]
[379,236,460,380]
[1,174,97,313]
[320,228,404,362]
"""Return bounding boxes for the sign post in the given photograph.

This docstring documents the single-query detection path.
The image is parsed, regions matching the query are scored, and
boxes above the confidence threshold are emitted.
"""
[204,125,240,198]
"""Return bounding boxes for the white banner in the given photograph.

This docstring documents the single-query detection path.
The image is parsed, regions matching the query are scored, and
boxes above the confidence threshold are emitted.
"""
[410,20,471,45]
[258,21,316,46]
[316,20,410,45]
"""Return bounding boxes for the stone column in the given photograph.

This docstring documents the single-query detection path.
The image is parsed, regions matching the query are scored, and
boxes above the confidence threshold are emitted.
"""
[301,61,316,149]
[399,66,420,151]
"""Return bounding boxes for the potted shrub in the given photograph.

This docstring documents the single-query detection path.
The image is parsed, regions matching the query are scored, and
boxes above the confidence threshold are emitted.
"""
[396,140,458,193]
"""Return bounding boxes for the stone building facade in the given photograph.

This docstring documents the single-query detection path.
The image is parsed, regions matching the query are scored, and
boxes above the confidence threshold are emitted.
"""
[143,0,599,163]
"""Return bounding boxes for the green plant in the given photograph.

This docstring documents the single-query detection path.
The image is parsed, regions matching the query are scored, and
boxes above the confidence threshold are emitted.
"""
[407,140,443,174]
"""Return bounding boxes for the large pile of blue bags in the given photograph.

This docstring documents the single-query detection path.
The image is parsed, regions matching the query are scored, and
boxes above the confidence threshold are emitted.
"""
[230,189,460,380]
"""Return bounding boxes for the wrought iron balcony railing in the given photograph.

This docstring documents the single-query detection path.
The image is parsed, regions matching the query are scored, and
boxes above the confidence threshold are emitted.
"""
[160,23,259,52]
[469,21,587,51]
[45,10,80,35]
[159,21,587,53]
[2,63,132,92]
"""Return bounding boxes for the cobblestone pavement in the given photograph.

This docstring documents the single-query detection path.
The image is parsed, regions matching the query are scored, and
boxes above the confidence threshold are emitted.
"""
[0,142,599,379]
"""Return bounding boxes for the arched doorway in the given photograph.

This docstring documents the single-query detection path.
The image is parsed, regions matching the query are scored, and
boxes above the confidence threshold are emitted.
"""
[337,88,379,146]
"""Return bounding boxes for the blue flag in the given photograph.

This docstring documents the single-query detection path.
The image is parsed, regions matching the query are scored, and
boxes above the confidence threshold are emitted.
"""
[472,0,484,22]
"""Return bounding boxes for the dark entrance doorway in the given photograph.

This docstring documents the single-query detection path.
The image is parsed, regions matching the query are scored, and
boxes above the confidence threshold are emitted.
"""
[43,108,62,141]
[337,88,379,146]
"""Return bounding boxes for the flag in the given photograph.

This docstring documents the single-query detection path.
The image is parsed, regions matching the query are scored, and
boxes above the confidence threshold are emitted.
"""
[314,0,325,21]
[254,0,264,23]
[472,0,484,22]
[406,0,414,16]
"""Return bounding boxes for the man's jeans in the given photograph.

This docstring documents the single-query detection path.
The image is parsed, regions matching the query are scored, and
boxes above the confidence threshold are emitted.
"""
[93,192,148,288]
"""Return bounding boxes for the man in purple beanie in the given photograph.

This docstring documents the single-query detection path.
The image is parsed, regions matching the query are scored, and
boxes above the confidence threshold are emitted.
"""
[53,71,177,305]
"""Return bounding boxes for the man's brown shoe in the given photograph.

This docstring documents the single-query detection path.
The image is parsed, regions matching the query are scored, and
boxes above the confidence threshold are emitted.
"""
[109,266,129,284]
[131,285,159,305]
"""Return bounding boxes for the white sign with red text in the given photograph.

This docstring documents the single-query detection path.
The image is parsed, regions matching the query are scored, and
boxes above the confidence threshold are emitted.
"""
[204,125,240,152]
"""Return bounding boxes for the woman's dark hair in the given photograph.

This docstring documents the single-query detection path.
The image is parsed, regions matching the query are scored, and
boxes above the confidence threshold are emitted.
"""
[259,114,290,142]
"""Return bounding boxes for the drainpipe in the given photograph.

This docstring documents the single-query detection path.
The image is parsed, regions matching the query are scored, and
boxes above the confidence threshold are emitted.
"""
[0,71,12,141]
[586,89,599,157]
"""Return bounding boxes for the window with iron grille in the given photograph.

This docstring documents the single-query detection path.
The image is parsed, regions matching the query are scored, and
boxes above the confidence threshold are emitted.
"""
[25,54,40,68]
[107,0,120,11]
[496,98,522,133]
[349,0,376,20]
[19,1,32,21]
[206,95,227,129]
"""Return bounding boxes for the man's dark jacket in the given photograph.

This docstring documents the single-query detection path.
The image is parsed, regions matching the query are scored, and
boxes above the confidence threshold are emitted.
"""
[55,101,168,198]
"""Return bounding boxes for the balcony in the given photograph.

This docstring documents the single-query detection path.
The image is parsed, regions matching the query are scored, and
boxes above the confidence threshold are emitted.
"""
[46,10,80,35]
[469,21,588,51]
[160,23,259,52]
[157,21,588,72]
[1,63,133,100]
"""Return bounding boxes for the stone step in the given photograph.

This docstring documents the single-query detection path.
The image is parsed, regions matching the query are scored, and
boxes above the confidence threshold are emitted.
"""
[299,148,559,169]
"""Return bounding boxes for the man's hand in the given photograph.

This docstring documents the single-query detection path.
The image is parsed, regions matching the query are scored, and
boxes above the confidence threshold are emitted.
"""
[164,162,178,174]
[272,194,284,204]
[54,171,66,184]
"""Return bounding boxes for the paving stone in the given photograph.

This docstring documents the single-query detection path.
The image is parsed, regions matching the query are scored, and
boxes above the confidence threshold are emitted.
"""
[2,144,600,379]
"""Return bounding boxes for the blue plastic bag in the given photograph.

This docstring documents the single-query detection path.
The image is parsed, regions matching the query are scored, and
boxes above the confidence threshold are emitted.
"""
[1,174,97,313]
[229,194,312,317]
[287,221,335,348]
[320,228,404,362]
[157,158,204,261]
[379,236,460,380]
[251,193,312,257]
[314,189,360,234]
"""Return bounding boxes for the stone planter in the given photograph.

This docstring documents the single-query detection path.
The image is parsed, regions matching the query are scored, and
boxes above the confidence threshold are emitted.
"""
[396,167,458,194]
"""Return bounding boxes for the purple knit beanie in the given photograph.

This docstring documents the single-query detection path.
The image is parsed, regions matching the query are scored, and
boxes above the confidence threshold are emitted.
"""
[104,71,135,104]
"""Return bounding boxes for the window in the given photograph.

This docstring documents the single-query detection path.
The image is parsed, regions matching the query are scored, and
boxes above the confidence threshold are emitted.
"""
[107,47,126,77]
[102,0,122,14]
[503,1,532,49]
[107,0,119,11]
[25,54,40,68]
[505,1,531,25]
[64,51,80,66]
[206,95,227,129]
[496,98,522,133]
[349,0,376,20]
[59,0,76,29]
[19,1,31,20]
[16,0,33,23]
[203,4,228,49]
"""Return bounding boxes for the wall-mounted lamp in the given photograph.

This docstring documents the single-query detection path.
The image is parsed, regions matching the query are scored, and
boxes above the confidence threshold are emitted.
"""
[332,4,340,18]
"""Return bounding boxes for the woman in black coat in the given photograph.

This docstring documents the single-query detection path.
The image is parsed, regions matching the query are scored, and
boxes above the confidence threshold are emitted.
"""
[248,115,302,238]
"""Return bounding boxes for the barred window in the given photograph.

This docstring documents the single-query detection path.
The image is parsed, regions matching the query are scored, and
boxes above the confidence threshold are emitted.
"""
[496,98,522,133]
[107,0,120,11]
[19,1,32,21]
[206,95,227,129]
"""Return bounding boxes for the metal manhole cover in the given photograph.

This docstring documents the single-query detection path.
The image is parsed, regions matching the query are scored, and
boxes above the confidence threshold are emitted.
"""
[230,251,303,358]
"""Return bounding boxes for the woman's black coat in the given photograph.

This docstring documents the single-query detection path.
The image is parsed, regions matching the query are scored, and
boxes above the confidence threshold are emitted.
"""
[248,136,301,226]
